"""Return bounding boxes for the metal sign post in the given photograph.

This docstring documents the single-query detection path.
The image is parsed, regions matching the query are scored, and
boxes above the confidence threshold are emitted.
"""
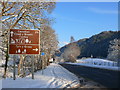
[41,52,45,72]
[9,29,40,80]
[32,55,34,79]
[13,56,16,80]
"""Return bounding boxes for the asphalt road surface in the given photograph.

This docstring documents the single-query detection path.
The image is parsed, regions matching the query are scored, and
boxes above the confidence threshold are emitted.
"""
[60,63,120,88]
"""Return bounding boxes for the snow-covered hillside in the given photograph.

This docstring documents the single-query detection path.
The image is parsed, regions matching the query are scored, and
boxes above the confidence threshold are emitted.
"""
[2,63,80,88]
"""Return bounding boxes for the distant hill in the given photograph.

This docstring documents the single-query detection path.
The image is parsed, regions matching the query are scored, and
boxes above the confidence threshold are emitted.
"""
[55,31,120,59]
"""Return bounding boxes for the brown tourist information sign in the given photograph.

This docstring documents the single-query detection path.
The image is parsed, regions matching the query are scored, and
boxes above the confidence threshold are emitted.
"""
[9,29,40,54]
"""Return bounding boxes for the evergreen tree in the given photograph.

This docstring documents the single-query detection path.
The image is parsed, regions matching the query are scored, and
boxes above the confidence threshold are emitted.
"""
[70,36,75,43]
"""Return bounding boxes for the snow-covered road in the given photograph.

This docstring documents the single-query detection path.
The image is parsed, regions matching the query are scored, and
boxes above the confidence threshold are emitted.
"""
[2,63,80,88]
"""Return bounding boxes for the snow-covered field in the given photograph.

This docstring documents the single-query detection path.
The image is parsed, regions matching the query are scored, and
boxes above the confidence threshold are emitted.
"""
[2,63,80,88]
[65,58,119,71]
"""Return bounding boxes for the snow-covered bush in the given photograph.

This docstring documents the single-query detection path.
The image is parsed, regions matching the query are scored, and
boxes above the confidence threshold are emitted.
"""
[63,43,80,63]
[107,39,120,62]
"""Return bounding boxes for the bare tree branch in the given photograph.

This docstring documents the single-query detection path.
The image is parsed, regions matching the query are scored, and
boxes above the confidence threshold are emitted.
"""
[3,2,16,14]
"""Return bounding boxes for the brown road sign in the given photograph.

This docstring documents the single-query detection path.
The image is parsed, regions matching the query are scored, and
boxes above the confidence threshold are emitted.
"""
[9,29,40,44]
[9,45,40,54]
[9,29,40,54]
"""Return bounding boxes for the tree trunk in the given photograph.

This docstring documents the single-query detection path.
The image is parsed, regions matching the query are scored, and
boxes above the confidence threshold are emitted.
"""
[18,55,23,75]
[3,43,9,78]
[38,55,42,70]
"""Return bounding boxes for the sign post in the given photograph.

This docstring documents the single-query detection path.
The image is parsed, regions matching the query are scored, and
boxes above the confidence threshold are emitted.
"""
[9,29,40,80]
[32,55,34,79]
[13,56,16,80]
[40,52,45,74]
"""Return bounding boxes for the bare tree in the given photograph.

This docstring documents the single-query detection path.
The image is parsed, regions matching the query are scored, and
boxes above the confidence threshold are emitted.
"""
[63,43,80,63]
[0,1,56,78]
[40,25,58,68]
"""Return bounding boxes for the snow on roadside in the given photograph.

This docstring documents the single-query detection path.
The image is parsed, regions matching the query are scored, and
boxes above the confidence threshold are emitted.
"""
[0,80,1,90]
[65,58,119,71]
[2,63,80,88]
[0,60,4,79]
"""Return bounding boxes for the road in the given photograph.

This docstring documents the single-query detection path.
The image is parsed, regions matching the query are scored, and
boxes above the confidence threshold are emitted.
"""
[60,63,120,88]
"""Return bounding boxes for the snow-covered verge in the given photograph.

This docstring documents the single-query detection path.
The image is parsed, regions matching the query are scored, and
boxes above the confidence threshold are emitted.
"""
[2,63,80,88]
[0,80,1,90]
[64,58,120,71]
[0,67,4,79]
[0,59,13,80]
[0,60,5,79]
[0,59,4,90]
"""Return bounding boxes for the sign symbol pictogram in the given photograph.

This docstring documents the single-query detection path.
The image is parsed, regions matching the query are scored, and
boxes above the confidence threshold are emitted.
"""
[18,49,21,53]
[25,39,29,43]
[11,38,15,44]
[10,31,14,37]
[33,48,38,51]
[22,49,26,53]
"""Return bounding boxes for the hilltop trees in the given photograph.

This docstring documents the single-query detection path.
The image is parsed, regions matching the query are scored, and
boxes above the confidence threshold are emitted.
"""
[70,36,75,43]
[0,1,57,78]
